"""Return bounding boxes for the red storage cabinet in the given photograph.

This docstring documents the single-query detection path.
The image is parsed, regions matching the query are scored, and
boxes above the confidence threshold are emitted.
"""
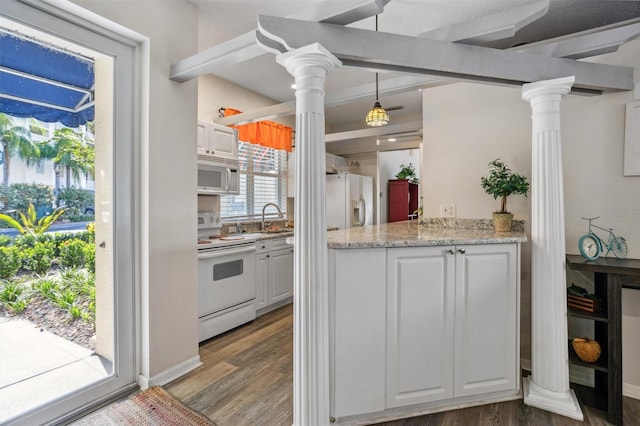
[388,180,419,222]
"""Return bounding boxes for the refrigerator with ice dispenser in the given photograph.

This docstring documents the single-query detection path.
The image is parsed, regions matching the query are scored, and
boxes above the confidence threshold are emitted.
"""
[326,173,373,229]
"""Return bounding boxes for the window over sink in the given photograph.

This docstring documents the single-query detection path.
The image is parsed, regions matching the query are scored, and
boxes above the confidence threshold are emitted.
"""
[220,141,287,220]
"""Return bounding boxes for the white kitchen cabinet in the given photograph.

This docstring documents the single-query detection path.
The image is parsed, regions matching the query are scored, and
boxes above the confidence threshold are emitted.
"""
[255,252,270,311]
[386,246,455,408]
[197,120,238,162]
[269,248,294,303]
[386,244,519,409]
[329,248,387,418]
[453,243,518,397]
[256,237,294,315]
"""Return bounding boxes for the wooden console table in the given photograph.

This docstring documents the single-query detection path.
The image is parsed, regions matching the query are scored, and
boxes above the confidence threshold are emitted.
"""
[566,255,640,425]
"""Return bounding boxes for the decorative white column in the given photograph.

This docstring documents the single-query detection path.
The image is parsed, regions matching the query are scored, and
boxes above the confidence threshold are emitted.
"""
[276,43,342,426]
[522,76,583,420]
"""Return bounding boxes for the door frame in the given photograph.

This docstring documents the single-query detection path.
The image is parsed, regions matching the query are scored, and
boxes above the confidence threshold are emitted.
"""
[0,0,146,423]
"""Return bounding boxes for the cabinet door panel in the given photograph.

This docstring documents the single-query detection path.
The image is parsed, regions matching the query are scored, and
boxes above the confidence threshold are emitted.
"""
[454,244,518,397]
[269,248,293,303]
[331,249,387,418]
[255,253,269,311]
[197,120,209,155]
[209,123,237,159]
[387,247,455,408]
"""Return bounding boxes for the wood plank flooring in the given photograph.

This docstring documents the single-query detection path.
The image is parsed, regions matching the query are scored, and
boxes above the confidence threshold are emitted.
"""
[166,304,640,426]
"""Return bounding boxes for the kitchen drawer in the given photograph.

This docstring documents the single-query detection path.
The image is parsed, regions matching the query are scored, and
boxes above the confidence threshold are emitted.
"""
[271,237,291,250]
[256,239,271,254]
[255,237,291,254]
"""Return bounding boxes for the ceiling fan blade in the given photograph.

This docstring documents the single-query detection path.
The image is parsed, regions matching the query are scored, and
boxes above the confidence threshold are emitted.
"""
[385,105,404,111]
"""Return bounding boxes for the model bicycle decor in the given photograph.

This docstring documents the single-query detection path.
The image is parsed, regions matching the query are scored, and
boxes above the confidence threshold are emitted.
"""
[578,217,628,260]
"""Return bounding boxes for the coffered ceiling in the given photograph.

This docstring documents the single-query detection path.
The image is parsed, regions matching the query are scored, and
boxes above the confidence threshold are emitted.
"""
[183,0,640,145]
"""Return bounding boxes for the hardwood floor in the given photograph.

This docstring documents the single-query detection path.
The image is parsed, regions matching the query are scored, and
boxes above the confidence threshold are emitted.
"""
[166,304,640,426]
[166,305,293,425]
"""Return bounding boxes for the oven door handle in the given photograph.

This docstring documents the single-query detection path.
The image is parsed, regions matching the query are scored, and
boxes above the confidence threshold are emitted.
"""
[198,245,256,259]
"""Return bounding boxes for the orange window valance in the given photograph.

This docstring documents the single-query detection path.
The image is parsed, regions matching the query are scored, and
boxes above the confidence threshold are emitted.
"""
[224,108,293,152]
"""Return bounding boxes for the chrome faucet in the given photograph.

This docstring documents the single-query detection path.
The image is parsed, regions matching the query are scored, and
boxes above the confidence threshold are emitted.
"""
[262,203,284,231]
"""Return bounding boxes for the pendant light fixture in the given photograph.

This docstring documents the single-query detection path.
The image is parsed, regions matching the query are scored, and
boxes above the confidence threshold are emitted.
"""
[365,15,389,127]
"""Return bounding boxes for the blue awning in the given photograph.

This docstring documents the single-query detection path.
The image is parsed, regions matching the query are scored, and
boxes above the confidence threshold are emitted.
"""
[0,32,94,127]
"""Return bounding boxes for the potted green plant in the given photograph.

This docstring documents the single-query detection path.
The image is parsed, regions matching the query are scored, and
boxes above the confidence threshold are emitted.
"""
[395,163,419,184]
[480,159,529,232]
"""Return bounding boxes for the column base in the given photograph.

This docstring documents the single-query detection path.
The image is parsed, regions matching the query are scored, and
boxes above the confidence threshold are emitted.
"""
[523,376,583,421]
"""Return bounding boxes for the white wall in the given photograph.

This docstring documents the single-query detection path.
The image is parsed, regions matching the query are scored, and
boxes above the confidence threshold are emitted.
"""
[422,39,640,392]
[198,74,295,127]
[73,0,200,382]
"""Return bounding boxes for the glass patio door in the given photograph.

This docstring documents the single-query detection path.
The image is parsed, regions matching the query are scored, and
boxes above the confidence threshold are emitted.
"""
[0,1,137,423]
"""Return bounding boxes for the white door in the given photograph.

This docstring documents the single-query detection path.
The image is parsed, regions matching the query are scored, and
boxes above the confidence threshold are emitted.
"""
[453,244,518,397]
[269,247,294,303]
[386,246,455,408]
[0,1,137,423]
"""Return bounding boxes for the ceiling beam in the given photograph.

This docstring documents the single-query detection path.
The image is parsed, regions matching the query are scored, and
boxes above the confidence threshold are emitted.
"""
[418,0,550,43]
[214,76,441,126]
[216,15,640,127]
[217,16,640,126]
[325,121,422,143]
[256,16,634,94]
[170,0,391,82]
[511,17,640,59]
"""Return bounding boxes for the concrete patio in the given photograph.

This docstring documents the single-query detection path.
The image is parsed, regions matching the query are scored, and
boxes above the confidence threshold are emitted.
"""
[0,316,111,422]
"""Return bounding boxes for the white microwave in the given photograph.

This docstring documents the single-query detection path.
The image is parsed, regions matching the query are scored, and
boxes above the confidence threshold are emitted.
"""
[197,159,240,195]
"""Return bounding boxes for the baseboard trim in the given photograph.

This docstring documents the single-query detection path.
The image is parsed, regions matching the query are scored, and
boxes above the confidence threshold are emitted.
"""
[624,383,640,400]
[525,357,640,401]
[138,355,202,389]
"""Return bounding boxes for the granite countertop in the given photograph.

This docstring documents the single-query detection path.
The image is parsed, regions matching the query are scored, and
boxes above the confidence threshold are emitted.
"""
[326,220,527,249]
[241,230,294,241]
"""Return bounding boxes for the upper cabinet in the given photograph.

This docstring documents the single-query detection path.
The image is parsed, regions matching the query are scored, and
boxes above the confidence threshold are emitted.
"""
[197,121,238,162]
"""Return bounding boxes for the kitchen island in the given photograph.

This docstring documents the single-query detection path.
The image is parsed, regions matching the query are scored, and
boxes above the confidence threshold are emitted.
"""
[327,220,527,425]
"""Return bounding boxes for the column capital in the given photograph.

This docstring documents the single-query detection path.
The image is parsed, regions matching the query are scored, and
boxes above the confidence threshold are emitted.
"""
[522,76,575,102]
[276,43,342,77]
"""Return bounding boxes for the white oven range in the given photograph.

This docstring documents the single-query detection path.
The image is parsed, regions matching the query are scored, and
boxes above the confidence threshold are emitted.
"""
[197,212,256,342]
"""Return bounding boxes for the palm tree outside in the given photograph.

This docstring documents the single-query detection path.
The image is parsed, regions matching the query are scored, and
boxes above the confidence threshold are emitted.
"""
[40,127,95,192]
[0,113,40,186]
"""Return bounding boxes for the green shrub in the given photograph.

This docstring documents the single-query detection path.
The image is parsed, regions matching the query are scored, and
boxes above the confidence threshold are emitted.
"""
[0,279,28,313]
[57,188,94,216]
[0,183,54,212]
[83,243,95,272]
[14,234,37,250]
[66,214,95,222]
[0,246,21,279]
[59,239,86,268]
[0,235,12,247]
[53,231,91,245]
[21,241,55,275]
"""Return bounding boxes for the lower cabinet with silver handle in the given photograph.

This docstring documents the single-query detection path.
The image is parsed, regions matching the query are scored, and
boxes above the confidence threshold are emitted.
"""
[255,237,294,315]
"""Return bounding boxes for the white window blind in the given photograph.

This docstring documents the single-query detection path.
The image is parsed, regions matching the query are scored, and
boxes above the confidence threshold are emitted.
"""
[220,141,287,221]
